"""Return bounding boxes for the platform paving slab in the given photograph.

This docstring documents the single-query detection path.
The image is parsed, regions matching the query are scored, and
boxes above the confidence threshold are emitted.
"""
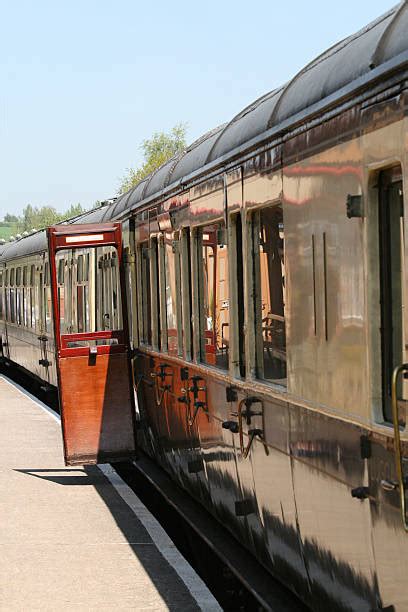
[0,375,221,611]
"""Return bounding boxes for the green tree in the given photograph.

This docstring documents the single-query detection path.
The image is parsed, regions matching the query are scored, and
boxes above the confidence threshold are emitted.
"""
[118,123,187,194]
[21,204,36,231]
[2,200,98,236]
[36,205,62,227]
[3,213,19,223]
[21,204,62,231]
[61,203,84,220]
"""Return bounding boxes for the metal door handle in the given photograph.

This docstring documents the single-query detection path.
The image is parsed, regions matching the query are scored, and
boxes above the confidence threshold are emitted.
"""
[381,479,399,492]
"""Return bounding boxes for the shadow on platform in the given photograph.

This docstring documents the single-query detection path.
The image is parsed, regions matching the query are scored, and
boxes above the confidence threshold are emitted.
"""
[14,465,202,612]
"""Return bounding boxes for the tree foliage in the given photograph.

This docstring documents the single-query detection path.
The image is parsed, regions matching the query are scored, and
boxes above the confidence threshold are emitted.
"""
[0,124,188,240]
[118,123,187,195]
[19,203,86,232]
[3,213,19,223]
[0,202,94,238]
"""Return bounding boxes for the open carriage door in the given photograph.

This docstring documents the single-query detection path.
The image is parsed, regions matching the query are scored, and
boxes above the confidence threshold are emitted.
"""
[48,223,137,465]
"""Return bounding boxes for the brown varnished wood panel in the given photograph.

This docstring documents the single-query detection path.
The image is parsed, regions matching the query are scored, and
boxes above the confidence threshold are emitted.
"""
[59,352,136,464]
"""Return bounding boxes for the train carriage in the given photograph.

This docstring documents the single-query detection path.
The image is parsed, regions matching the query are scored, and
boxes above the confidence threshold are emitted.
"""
[2,4,408,610]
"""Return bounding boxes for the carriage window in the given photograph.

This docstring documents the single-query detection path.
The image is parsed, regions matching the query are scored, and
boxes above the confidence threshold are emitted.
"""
[30,265,35,328]
[111,252,122,330]
[16,267,22,325]
[56,256,67,333]
[77,255,84,283]
[10,268,15,323]
[253,205,286,384]
[23,266,27,327]
[95,247,119,333]
[98,256,104,329]
[5,269,9,321]
[43,262,52,333]
[180,229,192,360]
[140,242,152,345]
[164,234,180,356]
[76,254,89,333]
[198,222,230,370]
[378,169,407,422]
[55,247,115,335]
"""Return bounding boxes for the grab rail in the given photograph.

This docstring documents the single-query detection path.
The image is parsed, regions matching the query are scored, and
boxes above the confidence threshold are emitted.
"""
[391,363,408,531]
[236,397,269,459]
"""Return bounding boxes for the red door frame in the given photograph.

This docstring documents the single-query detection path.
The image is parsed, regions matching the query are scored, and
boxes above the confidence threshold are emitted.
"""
[47,222,137,464]
[48,223,127,353]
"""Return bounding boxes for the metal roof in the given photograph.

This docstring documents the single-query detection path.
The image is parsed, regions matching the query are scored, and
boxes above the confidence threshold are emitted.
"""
[2,3,408,262]
[0,231,48,261]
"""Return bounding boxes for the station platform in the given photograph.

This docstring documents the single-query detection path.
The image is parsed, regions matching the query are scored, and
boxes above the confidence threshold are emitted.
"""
[0,374,221,611]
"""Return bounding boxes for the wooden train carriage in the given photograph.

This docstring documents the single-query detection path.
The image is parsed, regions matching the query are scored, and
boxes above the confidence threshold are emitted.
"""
[0,232,57,385]
[107,6,408,611]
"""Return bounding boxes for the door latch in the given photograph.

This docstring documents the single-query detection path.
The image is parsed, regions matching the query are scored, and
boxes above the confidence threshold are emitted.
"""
[351,486,370,500]
[39,358,51,367]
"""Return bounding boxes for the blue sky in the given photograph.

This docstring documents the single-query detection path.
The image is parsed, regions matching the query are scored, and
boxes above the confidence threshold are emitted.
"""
[0,0,398,218]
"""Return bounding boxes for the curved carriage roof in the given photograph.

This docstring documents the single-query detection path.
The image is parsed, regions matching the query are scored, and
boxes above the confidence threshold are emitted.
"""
[2,2,408,262]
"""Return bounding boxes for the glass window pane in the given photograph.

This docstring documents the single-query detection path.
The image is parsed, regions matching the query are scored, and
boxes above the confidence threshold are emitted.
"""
[44,286,52,332]
[10,269,15,323]
[77,285,84,332]
[256,205,286,383]
[200,223,229,370]
[140,242,152,344]
[53,246,119,335]
[165,236,178,355]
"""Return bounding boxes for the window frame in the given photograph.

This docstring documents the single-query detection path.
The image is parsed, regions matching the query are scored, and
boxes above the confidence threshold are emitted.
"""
[250,202,287,388]
[194,221,231,372]
[180,228,193,361]
[163,231,183,357]
[157,234,168,353]
[10,268,16,323]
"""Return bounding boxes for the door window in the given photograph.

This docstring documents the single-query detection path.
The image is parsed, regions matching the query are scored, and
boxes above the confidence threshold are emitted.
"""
[198,222,230,370]
[252,204,286,385]
[378,168,407,422]
[139,241,153,345]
